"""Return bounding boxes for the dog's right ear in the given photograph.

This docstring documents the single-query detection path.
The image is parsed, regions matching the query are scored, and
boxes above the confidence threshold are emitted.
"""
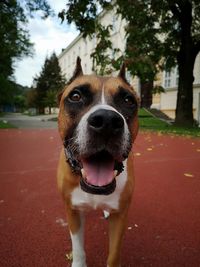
[118,62,130,85]
[57,57,83,104]
[73,56,83,78]
[118,62,126,81]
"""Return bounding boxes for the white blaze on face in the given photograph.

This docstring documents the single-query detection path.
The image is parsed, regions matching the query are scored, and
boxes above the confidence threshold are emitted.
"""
[101,85,106,104]
[75,83,130,156]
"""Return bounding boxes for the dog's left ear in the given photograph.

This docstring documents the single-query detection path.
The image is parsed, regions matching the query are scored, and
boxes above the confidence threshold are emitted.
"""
[68,56,83,85]
[73,56,83,78]
[118,62,129,84]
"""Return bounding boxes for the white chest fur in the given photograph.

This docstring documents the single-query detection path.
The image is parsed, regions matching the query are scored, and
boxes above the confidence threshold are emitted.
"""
[71,164,127,212]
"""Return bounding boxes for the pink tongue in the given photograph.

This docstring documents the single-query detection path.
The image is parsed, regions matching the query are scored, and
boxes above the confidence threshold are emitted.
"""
[82,158,115,187]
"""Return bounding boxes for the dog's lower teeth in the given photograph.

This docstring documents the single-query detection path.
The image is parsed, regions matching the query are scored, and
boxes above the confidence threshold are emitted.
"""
[81,168,86,178]
[113,170,118,178]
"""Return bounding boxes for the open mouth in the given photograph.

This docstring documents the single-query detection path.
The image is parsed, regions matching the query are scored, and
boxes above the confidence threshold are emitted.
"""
[80,150,119,195]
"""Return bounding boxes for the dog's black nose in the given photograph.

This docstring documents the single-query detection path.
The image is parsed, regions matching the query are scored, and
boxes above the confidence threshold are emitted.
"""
[88,109,124,135]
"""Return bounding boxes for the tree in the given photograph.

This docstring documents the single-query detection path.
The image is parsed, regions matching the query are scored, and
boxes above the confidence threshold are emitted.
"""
[44,90,58,114]
[117,0,200,126]
[0,0,52,107]
[90,24,120,75]
[59,0,200,127]
[34,52,66,113]
[26,88,37,108]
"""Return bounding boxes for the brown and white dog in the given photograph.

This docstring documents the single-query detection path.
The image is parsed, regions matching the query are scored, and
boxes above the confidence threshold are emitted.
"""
[57,57,139,267]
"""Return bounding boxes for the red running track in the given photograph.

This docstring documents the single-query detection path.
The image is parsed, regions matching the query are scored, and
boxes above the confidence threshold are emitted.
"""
[0,129,200,267]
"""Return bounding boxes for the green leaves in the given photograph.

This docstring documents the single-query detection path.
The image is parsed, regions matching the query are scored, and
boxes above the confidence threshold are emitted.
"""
[34,52,66,111]
[24,0,53,19]
[59,0,116,74]
[60,0,200,126]
[0,0,53,106]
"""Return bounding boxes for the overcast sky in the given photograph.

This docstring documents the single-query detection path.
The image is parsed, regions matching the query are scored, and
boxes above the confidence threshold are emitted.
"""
[14,0,78,87]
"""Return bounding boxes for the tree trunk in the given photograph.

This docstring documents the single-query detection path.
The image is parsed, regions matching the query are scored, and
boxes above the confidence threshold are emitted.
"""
[174,1,196,127]
[140,81,153,108]
[39,107,44,114]
[49,106,51,114]
[175,52,195,127]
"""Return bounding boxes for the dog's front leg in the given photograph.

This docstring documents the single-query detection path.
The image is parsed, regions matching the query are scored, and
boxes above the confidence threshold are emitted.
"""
[66,205,87,267]
[107,209,129,267]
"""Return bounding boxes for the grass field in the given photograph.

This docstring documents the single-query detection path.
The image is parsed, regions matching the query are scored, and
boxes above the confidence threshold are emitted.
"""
[0,120,16,129]
[139,108,200,137]
[0,113,16,128]
[0,110,199,137]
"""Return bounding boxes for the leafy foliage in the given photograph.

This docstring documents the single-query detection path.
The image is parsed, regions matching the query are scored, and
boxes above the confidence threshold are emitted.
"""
[0,0,52,107]
[60,0,200,126]
[26,88,37,108]
[91,24,120,75]
[59,1,118,75]
[34,52,66,113]
[117,1,200,78]
[44,90,58,112]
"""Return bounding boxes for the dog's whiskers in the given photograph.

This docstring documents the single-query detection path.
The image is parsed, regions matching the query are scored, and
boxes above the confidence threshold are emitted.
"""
[67,140,78,154]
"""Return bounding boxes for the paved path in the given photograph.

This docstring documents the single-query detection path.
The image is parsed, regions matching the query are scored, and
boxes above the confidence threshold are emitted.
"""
[0,130,200,267]
[1,113,57,128]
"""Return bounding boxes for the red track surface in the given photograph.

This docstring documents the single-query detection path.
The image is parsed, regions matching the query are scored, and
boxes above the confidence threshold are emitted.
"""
[0,129,200,267]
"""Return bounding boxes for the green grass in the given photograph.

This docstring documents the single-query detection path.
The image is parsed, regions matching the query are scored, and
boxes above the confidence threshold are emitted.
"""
[138,108,200,137]
[0,120,16,129]
[0,109,199,136]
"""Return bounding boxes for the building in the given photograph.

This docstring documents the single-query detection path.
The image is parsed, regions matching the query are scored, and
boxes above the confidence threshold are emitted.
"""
[58,9,200,124]
[153,57,200,123]
[58,9,127,80]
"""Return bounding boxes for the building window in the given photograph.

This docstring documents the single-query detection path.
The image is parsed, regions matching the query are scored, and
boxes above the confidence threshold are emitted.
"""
[111,49,115,59]
[164,71,171,88]
[73,51,76,63]
[112,15,117,34]
[126,71,132,84]
[92,34,96,49]
[163,66,179,89]
[175,66,179,86]
[78,46,81,56]
[84,39,87,55]
[68,55,70,67]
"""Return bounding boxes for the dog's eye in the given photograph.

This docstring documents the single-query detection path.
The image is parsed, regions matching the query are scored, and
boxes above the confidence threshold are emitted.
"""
[124,95,135,106]
[68,90,82,102]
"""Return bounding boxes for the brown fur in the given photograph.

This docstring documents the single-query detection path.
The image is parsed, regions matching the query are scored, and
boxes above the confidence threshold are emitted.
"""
[57,58,138,267]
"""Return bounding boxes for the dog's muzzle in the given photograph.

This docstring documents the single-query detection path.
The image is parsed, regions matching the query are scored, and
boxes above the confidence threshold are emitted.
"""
[64,109,131,195]
[88,109,124,137]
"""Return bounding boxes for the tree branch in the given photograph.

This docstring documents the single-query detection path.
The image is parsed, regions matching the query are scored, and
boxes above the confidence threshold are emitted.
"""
[168,1,181,21]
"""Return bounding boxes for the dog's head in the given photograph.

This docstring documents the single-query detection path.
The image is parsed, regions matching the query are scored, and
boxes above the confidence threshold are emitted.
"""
[58,57,139,195]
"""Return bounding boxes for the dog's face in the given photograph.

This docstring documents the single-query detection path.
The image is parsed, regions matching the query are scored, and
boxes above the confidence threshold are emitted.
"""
[58,58,139,195]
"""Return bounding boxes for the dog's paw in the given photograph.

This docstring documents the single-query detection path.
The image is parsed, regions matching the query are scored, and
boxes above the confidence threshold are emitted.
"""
[66,251,87,267]
[72,261,87,267]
